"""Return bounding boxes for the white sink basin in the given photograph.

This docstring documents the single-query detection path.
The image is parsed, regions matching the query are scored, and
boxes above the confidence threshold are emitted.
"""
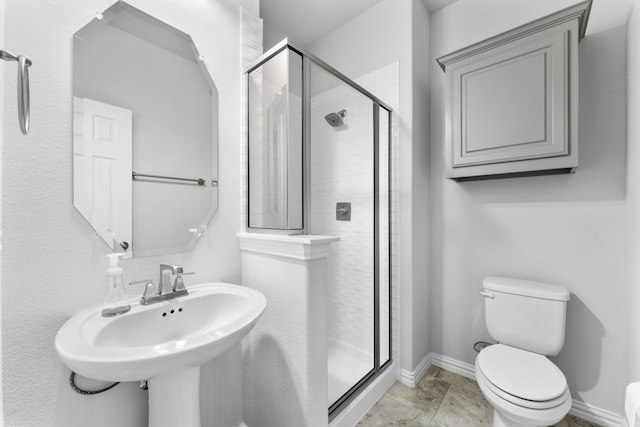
[55,282,266,427]
[56,282,266,381]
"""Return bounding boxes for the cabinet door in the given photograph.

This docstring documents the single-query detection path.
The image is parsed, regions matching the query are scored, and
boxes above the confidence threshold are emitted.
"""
[443,19,579,179]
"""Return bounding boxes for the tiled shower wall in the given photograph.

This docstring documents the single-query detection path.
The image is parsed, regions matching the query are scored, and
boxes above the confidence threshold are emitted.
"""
[310,83,376,356]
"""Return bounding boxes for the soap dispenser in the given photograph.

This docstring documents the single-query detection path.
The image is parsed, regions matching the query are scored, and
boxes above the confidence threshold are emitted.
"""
[102,253,130,317]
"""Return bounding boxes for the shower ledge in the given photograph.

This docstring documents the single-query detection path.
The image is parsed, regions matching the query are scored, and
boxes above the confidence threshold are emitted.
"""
[236,232,340,261]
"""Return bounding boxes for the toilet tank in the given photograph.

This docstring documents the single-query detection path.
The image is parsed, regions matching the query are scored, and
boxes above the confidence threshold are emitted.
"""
[482,276,570,356]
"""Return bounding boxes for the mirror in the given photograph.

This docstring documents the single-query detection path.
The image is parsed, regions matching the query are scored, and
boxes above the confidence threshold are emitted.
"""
[73,1,218,257]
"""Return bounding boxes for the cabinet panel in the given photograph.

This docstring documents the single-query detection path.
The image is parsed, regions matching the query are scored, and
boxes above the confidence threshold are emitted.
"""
[465,52,547,152]
[452,29,568,168]
[437,0,591,180]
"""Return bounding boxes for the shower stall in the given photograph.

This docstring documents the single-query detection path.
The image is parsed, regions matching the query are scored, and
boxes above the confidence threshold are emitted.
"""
[246,40,392,419]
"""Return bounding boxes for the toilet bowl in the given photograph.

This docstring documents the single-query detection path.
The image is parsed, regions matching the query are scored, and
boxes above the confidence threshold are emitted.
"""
[478,277,572,427]
[475,344,571,427]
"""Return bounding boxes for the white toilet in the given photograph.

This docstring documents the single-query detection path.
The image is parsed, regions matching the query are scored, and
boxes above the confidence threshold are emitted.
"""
[476,276,572,427]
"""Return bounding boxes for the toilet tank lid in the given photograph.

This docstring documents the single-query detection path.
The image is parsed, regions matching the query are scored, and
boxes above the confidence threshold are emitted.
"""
[483,277,570,301]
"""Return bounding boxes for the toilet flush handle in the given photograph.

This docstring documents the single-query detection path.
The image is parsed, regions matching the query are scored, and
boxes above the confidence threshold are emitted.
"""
[480,290,495,299]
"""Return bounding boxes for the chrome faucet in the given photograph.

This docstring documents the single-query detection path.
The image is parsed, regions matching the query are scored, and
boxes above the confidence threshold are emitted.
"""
[159,264,183,295]
[129,264,193,305]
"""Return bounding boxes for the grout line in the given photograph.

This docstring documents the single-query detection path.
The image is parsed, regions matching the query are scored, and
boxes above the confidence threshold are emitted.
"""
[428,368,456,425]
[429,384,452,425]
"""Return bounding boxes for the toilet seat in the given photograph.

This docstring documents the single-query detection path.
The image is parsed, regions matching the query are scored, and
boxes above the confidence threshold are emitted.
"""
[476,344,568,410]
[476,361,572,426]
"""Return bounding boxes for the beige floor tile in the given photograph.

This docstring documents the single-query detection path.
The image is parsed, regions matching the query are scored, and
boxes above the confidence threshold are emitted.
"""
[421,366,458,385]
[357,395,433,426]
[358,368,599,427]
[386,378,450,418]
[430,384,493,427]
[448,374,484,398]
[424,364,442,378]
[421,365,483,398]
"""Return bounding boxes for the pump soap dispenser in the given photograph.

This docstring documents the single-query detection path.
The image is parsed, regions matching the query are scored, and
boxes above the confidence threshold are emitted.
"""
[102,253,131,317]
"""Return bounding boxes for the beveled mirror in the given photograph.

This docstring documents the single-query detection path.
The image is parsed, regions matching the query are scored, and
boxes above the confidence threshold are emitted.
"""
[73,1,218,257]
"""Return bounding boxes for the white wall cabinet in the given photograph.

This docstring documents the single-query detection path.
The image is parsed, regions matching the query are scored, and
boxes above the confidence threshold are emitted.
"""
[437,1,592,180]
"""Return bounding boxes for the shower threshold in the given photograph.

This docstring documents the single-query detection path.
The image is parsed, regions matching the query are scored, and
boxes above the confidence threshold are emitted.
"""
[328,337,372,406]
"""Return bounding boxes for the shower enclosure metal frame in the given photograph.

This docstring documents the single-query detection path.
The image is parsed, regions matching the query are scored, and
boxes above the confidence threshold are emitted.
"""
[246,38,393,420]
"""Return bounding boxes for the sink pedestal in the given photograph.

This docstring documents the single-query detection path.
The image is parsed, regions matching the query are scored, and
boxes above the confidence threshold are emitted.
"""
[148,366,201,427]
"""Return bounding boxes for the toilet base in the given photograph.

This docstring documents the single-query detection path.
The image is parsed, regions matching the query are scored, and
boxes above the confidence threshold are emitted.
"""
[492,409,543,427]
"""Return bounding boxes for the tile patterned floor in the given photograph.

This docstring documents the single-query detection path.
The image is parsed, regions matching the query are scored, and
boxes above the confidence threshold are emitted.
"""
[357,365,601,427]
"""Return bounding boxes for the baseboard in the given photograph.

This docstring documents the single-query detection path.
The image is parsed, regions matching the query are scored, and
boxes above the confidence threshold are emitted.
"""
[570,399,623,427]
[429,352,476,381]
[399,354,431,387]
[401,352,623,427]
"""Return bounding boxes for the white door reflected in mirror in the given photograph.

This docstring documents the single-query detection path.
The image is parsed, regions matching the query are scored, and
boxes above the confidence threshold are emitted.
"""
[73,97,132,255]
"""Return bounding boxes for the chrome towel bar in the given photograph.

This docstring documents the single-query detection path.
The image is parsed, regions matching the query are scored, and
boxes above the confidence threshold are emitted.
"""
[132,171,207,186]
[1,50,32,135]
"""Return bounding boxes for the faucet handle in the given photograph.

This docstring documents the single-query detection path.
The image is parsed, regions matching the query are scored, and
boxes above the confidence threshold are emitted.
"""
[172,272,195,292]
[129,279,154,288]
[129,279,157,304]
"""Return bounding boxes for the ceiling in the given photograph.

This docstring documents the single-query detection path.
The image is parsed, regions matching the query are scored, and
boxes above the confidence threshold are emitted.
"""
[260,0,458,47]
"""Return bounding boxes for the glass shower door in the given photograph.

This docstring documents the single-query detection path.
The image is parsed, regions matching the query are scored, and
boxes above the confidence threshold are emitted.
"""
[308,61,376,409]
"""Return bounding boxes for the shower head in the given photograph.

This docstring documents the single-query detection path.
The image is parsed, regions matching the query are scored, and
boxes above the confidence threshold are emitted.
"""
[324,109,347,127]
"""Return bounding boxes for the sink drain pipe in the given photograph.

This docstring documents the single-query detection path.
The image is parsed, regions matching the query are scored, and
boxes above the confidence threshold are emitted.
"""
[69,372,120,395]
[70,372,149,395]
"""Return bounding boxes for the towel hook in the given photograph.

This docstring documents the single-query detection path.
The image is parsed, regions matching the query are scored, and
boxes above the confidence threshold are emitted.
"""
[1,50,32,135]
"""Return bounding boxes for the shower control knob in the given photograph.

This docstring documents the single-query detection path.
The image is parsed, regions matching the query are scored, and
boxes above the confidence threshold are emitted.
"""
[336,202,351,221]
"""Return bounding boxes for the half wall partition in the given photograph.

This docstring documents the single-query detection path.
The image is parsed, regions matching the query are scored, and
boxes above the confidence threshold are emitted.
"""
[246,39,392,419]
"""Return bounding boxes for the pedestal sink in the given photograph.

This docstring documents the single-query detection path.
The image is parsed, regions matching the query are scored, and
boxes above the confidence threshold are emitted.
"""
[55,282,266,427]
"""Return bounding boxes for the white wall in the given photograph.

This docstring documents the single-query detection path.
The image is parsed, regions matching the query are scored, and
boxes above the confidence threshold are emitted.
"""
[0,0,4,423]
[309,0,431,377]
[2,0,258,425]
[430,0,632,415]
[410,0,431,377]
[627,2,640,384]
